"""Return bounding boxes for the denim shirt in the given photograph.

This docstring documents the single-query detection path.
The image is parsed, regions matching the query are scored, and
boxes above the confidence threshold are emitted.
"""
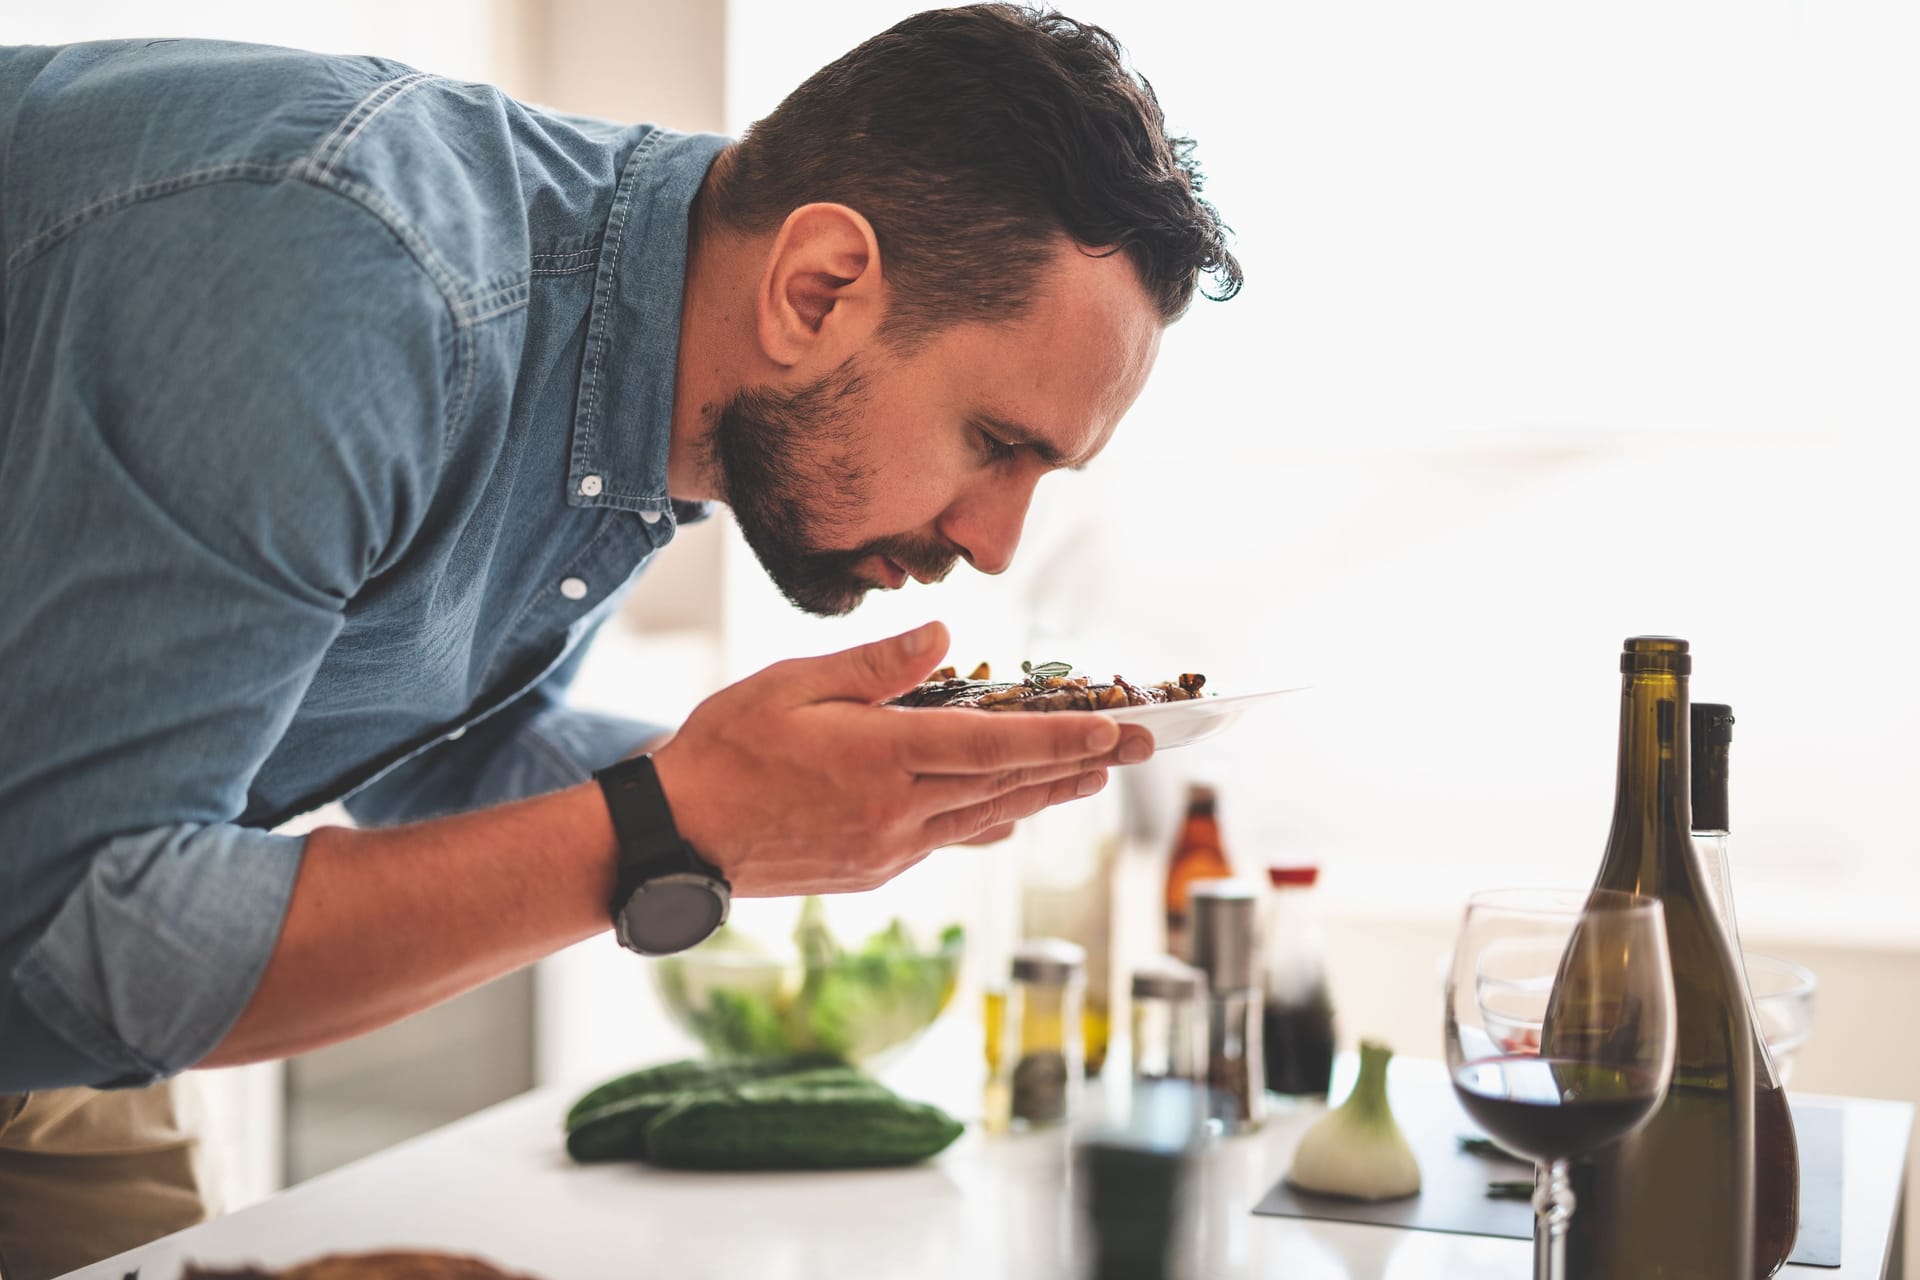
[0,39,728,1090]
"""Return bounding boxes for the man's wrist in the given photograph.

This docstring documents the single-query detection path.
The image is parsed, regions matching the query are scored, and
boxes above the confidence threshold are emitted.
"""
[595,754,730,955]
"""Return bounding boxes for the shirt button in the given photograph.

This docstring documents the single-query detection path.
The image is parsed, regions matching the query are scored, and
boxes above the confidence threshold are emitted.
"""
[578,475,604,497]
[560,576,589,600]
[640,509,663,525]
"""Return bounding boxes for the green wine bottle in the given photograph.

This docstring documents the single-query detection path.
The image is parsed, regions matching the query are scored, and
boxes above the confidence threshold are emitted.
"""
[1557,637,1757,1279]
[1692,703,1799,1276]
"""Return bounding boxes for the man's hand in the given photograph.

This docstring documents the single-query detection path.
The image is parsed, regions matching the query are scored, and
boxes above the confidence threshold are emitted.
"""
[651,621,1154,896]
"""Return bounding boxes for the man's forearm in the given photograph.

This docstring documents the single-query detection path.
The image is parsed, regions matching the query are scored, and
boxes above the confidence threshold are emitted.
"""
[201,782,617,1067]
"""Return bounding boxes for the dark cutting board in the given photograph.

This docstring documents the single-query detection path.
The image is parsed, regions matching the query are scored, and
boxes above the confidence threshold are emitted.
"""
[1253,1079,1841,1268]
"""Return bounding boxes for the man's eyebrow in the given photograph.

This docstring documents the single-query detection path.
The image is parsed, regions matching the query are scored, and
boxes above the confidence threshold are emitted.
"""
[977,414,1089,472]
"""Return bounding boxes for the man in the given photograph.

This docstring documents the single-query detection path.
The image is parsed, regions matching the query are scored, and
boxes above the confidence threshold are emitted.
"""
[0,5,1240,1273]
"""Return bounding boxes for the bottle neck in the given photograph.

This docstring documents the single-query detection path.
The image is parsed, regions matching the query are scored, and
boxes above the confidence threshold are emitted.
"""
[1600,669,1694,887]
[1177,812,1222,852]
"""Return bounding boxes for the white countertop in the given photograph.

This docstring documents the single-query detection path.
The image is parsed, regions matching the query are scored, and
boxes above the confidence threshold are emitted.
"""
[67,1060,1913,1280]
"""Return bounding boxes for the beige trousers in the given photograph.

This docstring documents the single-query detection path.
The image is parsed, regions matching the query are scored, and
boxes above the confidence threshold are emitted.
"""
[0,1080,209,1280]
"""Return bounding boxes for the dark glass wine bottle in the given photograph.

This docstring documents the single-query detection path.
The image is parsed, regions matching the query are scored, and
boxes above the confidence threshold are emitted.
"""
[1692,703,1799,1276]
[1553,637,1758,1279]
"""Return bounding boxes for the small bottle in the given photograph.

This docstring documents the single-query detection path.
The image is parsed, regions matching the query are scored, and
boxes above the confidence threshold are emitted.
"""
[1164,784,1232,963]
[1188,880,1265,1134]
[1260,864,1338,1098]
[1691,702,1801,1277]
[999,938,1086,1130]
[1130,956,1208,1085]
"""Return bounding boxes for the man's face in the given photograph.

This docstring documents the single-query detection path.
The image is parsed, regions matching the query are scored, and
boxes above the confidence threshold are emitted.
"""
[710,241,1162,616]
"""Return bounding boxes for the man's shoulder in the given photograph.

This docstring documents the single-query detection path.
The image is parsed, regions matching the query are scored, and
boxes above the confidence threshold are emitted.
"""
[0,41,405,243]
[1,39,636,301]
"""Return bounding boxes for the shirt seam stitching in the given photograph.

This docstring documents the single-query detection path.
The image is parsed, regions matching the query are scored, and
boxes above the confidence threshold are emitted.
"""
[310,71,437,181]
[6,161,289,276]
[531,247,599,266]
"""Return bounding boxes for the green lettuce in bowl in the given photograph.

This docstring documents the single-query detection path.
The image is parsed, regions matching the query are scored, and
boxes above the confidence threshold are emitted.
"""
[654,897,964,1064]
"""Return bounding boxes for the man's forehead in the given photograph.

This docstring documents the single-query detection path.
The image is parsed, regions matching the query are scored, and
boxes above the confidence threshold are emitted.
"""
[979,256,1161,465]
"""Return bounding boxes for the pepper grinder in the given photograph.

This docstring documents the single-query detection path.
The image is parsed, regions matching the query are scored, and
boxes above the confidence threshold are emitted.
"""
[1188,879,1265,1134]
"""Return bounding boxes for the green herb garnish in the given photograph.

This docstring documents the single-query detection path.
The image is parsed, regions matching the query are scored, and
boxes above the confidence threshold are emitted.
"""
[1021,659,1073,680]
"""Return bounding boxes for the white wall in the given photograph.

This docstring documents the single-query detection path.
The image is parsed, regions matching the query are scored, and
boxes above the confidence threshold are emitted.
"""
[717,0,1920,930]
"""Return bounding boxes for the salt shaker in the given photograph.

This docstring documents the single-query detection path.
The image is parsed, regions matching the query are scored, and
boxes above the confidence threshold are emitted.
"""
[1000,937,1086,1129]
[1130,955,1207,1085]
[1188,880,1265,1133]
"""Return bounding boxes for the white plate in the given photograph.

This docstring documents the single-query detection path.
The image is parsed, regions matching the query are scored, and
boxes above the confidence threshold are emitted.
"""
[1102,687,1308,750]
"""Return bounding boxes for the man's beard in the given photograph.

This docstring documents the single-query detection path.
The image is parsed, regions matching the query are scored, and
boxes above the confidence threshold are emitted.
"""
[705,357,959,617]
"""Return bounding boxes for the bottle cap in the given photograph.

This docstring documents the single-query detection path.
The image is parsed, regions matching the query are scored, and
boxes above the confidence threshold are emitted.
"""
[1188,880,1260,991]
[1267,864,1321,888]
[1132,955,1206,1002]
[1011,937,1086,986]
[1690,702,1735,833]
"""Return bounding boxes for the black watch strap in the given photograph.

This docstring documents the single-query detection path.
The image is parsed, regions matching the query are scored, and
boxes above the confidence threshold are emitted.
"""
[594,754,729,910]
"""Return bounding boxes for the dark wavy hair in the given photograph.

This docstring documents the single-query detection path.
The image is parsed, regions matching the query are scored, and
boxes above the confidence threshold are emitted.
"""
[704,4,1242,345]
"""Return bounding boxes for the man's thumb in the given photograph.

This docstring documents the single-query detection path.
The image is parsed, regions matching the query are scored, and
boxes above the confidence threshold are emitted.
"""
[797,621,950,704]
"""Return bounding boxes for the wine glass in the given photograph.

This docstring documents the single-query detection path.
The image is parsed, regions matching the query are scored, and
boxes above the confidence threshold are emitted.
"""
[1444,889,1676,1280]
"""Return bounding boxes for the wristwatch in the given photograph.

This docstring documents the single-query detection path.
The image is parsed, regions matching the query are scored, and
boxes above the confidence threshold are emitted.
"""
[594,754,731,956]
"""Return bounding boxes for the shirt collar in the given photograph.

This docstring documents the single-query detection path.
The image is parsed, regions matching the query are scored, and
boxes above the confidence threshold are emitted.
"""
[567,126,730,527]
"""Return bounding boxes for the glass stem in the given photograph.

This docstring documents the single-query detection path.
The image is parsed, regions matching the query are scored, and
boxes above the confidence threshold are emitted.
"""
[1531,1158,1575,1280]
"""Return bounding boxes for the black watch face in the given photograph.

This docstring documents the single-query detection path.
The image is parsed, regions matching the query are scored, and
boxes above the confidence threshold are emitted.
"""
[622,878,728,955]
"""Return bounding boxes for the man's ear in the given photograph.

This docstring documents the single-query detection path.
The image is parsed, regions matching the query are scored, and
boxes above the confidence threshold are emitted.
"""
[755,203,884,369]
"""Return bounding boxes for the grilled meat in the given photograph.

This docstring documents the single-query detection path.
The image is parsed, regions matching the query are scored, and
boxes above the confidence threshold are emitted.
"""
[890,668,1205,712]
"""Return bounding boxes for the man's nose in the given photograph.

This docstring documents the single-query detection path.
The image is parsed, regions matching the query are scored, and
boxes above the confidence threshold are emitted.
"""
[942,477,1037,576]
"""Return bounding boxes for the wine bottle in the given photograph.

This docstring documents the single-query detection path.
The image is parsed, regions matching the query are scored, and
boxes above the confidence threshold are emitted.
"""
[1692,703,1799,1276]
[1553,637,1758,1279]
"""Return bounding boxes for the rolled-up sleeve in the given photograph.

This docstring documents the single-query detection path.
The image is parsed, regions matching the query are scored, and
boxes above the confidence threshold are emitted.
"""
[0,179,450,1090]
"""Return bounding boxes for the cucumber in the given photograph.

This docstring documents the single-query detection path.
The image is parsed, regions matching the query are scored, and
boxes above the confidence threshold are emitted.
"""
[565,1063,882,1163]
[643,1091,966,1171]
[567,1089,712,1162]
[733,1067,893,1101]
[563,1054,840,1132]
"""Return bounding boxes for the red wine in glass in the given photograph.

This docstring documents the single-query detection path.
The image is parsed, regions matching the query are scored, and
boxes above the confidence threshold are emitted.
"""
[1453,1055,1663,1163]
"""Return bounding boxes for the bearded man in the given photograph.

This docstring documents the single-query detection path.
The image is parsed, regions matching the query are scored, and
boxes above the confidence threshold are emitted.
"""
[0,6,1239,1273]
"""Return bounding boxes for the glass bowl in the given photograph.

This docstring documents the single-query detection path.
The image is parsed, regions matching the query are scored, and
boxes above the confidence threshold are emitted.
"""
[1747,953,1816,1084]
[652,898,964,1064]
[1456,942,1817,1085]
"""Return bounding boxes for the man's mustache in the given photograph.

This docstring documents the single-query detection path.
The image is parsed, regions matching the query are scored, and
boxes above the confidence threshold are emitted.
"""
[855,534,961,584]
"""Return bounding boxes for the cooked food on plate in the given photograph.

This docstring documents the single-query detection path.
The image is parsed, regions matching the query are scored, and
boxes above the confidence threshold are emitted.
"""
[889,660,1207,712]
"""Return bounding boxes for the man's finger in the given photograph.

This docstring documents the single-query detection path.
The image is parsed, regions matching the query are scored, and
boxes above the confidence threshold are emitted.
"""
[780,621,950,705]
[956,821,1018,846]
[921,771,1106,849]
[890,709,1138,773]
[911,762,1108,817]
